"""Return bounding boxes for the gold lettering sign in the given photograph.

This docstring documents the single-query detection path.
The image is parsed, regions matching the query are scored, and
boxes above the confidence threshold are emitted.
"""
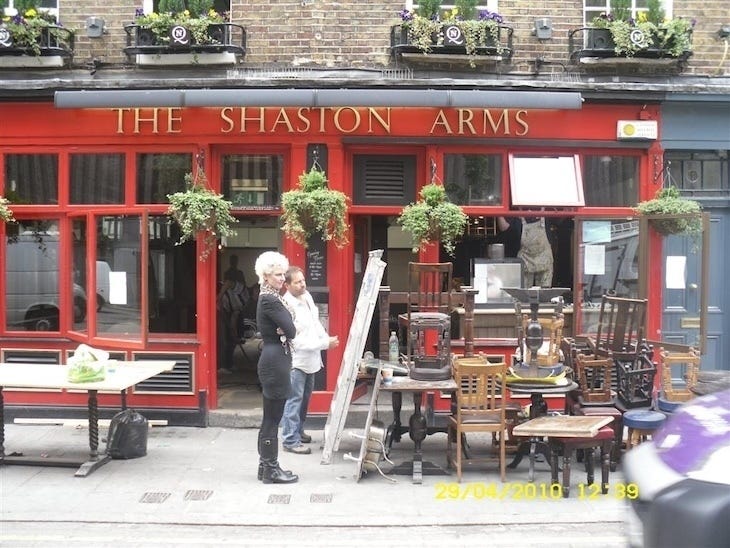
[113,107,528,136]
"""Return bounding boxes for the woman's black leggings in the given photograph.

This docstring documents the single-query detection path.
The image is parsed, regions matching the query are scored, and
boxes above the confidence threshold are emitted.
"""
[260,396,287,441]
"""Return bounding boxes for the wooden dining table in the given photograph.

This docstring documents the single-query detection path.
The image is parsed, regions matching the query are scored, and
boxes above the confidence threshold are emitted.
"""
[379,375,457,484]
[0,360,176,477]
[506,380,579,482]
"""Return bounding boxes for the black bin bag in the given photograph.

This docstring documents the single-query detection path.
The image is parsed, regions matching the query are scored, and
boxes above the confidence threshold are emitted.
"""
[106,409,149,459]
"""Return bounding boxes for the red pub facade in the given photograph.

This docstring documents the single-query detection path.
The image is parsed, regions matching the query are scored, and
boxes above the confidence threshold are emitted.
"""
[0,98,680,424]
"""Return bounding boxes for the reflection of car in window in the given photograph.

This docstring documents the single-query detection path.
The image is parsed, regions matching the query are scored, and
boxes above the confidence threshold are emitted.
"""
[624,387,730,548]
[5,232,87,331]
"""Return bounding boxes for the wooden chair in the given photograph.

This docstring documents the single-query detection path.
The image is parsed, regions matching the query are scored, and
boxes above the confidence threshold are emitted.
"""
[572,352,623,470]
[398,262,453,376]
[587,295,648,362]
[520,315,564,366]
[575,353,614,404]
[660,347,700,403]
[446,354,508,482]
[585,295,655,408]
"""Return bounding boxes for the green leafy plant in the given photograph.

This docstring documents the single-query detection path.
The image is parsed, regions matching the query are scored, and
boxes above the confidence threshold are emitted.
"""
[0,195,15,223]
[133,0,226,46]
[397,183,468,255]
[635,186,702,235]
[280,168,349,248]
[397,1,506,63]
[167,170,236,260]
[590,0,694,58]
[1,0,73,57]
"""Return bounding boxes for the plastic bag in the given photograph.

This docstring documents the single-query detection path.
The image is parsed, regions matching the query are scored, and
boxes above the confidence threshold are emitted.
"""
[106,409,149,459]
[67,344,109,383]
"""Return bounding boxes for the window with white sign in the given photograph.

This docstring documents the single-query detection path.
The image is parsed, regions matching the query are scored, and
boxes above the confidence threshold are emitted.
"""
[508,155,585,207]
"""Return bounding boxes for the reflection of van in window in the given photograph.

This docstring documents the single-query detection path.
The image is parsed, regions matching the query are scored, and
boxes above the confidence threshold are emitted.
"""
[5,233,87,331]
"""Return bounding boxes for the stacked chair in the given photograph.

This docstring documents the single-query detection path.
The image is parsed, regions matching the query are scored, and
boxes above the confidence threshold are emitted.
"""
[398,262,453,381]
[566,295,653,469]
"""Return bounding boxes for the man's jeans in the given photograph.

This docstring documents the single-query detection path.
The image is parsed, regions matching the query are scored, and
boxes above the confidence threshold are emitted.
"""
[281,368,315,448]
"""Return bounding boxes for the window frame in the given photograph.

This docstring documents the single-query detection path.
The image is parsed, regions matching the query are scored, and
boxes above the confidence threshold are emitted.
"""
[583,0,674,26]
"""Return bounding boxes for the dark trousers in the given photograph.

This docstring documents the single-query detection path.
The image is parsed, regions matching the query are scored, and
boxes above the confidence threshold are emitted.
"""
[259,396,287,445]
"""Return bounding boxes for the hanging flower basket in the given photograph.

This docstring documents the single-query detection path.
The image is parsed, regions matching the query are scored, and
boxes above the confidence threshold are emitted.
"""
[167,170,236,260]
[280,168,349,248]
[635,186,702,236]
[0,196,15,223]
[397,183,468,255]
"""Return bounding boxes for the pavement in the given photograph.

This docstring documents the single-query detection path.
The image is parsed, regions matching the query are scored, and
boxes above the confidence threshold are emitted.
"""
[0,417,631,547]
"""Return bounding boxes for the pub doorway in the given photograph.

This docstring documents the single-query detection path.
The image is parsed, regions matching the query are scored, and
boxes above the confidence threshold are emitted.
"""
[215,216,279,411]
[353,215,417,358]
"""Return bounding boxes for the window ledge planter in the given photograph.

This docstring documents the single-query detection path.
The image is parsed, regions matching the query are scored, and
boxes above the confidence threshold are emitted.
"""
[123,21,246,66]
[0,13,74,67]
[569,26,692,70]
[391,8,513,68]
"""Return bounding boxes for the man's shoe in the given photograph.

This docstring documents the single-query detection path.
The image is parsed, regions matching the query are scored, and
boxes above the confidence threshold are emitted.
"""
[283,444,311,455]
[300,433,312,444]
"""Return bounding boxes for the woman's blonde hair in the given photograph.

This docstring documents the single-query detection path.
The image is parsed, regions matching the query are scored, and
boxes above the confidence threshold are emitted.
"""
[254,251,289,284]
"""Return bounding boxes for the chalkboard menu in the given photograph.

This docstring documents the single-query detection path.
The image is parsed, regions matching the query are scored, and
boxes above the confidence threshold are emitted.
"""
[306,236,327,287]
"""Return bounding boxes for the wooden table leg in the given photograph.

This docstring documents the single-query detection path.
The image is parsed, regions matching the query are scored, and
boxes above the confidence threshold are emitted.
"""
[75,389,111,477]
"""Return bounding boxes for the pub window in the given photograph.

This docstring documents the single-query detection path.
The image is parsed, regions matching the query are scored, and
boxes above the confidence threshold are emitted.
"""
[583,155,639,207]
[664,151,729,193]
[444,153,502,206]
[72,217,88,333]
[406,1,499,13]
[4,153,59,205]
[4,219,64,332]
[148,215,197,334]
[222,154,283,209]
[4,0,58,17]
[70,153,125,205]
[583,1,675,25]
[353,154,416,206]
[95,215,143,340]
[146,0,230,14]
[136,153,191,204]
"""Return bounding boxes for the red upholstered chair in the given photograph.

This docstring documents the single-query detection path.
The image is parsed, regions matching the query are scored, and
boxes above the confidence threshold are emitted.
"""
[549,425,614,498]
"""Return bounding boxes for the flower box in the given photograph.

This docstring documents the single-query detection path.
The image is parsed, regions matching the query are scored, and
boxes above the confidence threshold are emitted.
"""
[123,21,246,66]
[569,26,692,64]
[390,22,513,64]
[0,21,74,67]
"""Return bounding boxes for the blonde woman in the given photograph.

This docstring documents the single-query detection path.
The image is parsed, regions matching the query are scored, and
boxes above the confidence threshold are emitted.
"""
[254,251,298,484]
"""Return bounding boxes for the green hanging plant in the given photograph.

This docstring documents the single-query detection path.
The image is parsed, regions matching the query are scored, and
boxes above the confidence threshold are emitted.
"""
[0,196,16,223]
[280,168,349,248]
[397,183,468,256]
[635,186,702,236]
[167,169,236,260]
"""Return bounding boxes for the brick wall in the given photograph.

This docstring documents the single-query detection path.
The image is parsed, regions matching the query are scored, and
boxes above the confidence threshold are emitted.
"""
[63,0,729,76]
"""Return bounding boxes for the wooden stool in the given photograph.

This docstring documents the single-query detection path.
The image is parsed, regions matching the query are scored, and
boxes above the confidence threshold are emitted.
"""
[623,409,666,449]
[549,426,614,498]
[574,405,623,471]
